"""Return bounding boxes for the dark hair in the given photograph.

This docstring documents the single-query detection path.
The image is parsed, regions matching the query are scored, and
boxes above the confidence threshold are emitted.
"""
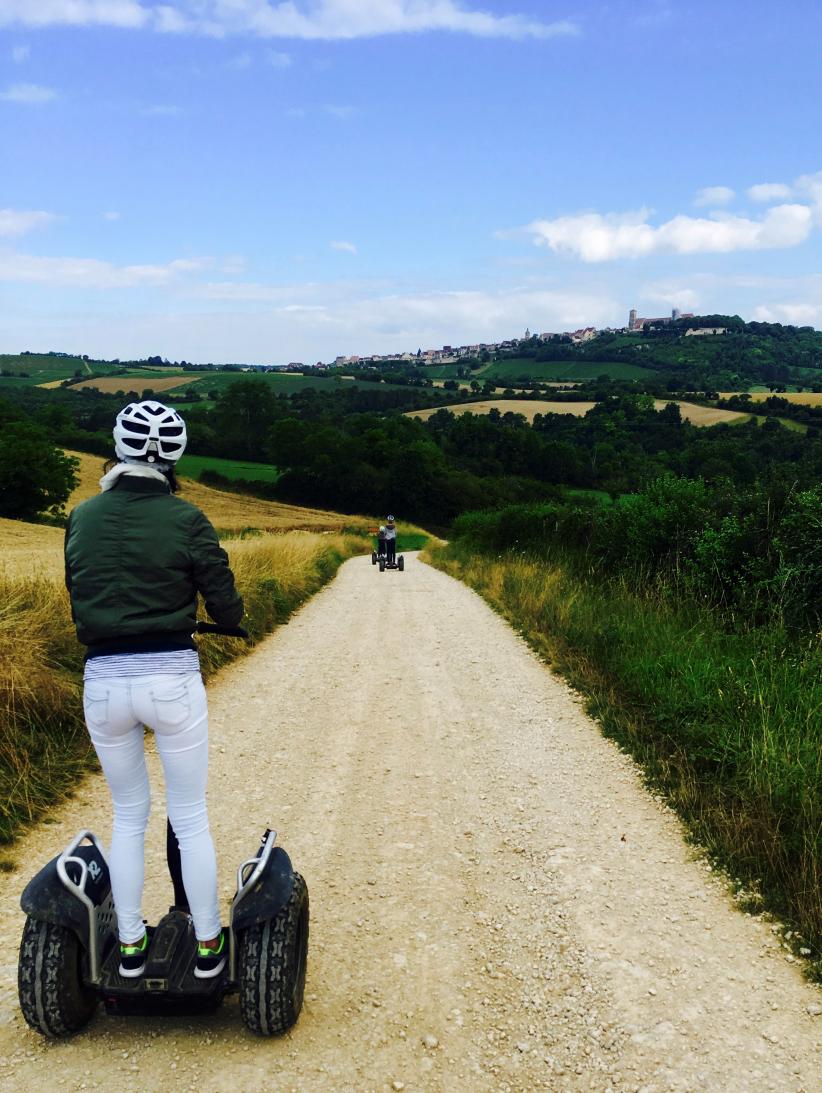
[102,459,181,494]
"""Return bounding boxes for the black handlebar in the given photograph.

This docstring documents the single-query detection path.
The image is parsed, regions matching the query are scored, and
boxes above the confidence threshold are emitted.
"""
[194,622,250,639]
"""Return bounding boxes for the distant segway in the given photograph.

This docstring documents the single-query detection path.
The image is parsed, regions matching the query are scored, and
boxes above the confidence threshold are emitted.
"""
[379,551,404,573]
[18,624,309,1039]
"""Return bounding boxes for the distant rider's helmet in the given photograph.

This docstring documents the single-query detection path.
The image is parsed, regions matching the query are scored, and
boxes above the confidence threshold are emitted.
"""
[386,515,395,524]
[113,400,187,464]
[379,525,386,533]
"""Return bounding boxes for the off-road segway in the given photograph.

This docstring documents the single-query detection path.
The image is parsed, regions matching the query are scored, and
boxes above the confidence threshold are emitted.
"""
[379,548,404,573]
[18,623,309,1039]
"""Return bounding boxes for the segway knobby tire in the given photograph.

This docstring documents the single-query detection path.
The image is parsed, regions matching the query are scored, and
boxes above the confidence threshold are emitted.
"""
[238,872,309,1036]
[371,552,377,565]
[398,556,404,571]
[18,917,98,1037]
[379,558,385,572]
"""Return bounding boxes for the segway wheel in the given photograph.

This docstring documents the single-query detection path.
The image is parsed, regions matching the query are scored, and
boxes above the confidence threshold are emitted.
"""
[379,558,385,572]
[398,556,404,572]
[238,872,309,1036]
[18,917,98,1037]
[371,552,377,565]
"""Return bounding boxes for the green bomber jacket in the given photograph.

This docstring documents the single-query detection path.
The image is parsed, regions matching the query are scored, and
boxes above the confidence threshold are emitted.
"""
[64,474,243,655]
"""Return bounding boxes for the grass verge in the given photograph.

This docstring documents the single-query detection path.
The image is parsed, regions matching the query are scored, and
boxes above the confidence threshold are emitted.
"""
[424,541,822,969]
[0,530,366,847]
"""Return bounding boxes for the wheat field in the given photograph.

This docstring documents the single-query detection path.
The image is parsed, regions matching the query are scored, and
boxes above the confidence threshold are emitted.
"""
[408,399,746,426]
[0,451,360,580]
[719,391,822,406]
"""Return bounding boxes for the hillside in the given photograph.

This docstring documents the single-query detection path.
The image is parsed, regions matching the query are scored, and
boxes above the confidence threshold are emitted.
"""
[0,451,360,579]
[407,398,747,426]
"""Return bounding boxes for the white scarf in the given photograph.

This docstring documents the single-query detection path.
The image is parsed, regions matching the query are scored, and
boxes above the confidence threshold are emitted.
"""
[99,461,170,493]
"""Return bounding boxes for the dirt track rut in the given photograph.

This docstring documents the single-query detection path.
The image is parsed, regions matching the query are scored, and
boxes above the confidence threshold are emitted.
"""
[0,553,819,1091]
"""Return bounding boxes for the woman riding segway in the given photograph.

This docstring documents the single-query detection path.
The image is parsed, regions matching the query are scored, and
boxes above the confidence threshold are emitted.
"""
[64,400,244,980]
[384,515,397,565]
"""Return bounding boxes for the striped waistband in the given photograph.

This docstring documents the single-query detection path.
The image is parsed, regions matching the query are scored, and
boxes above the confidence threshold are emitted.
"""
[83,649,201,681]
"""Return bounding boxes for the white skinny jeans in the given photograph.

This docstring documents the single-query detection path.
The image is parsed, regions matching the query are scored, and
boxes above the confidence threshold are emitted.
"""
[82,671,220,944]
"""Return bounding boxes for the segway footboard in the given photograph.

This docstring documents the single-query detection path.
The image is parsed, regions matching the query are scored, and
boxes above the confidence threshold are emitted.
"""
[100,909,226,1017]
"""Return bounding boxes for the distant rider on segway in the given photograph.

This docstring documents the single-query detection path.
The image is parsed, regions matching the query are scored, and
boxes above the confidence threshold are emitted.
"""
[385,515,397,565]
[376,525,387,559]
[64,400,244,981]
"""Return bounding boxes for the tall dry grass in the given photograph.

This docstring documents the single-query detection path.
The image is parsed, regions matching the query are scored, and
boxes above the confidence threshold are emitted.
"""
[0,531,365,847]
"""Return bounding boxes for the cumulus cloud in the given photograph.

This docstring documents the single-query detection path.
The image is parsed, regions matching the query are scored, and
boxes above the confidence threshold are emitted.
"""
[198,280,618,340]
[753,301,822,326]
[0,1,579,40]
[640,281,701,310]
[0,209,56,237]
[0,251,212,288]
[748,182,794,203]
[0,82,57,103]
[330,240,357,255]
[693,186,735,207]
[515,204,813,262]
[747,172,822,224]
[0,1,148,29]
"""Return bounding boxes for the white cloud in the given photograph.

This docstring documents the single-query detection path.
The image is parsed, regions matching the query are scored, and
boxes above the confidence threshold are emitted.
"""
[516,203,813,262]
[330,240,357,255]
[747,182,794,203]
[267,49,291,67]
[0,209,56,236]
[0,1,148,29]
[640,281,701,310]
[11,43,30,61]
[753,301,822,326]
[693,186,735,208]
[197,280,618,343]
[796,171,822,225]
[0,82,57,103]
[0,1,580,40]
[747,172,822,227]
[0,250,213,288]
[102,211,121,221]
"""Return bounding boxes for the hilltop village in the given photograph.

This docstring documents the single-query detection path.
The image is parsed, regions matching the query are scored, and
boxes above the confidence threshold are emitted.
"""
[318,308,725,371]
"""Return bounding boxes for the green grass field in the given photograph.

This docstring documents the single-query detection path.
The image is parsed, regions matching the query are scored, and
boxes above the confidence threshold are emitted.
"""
[176,453,280,483]
[484,358,659,382]
[0,353,103,385]
[173,371,415,398]
[0,355,194,389]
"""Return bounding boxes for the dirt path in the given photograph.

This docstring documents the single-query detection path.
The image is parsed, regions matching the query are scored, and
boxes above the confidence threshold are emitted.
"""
[0,555,819,1091]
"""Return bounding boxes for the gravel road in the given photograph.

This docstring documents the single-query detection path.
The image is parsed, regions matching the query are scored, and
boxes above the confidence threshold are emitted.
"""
[0,553,819,1091]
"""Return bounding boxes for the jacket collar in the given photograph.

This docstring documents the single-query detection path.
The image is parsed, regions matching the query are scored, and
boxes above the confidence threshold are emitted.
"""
[112,475,171,494]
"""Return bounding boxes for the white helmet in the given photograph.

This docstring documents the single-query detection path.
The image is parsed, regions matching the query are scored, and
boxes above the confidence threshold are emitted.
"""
[113,400,187,464]
[386,514,395,523]
[379,525,386,533]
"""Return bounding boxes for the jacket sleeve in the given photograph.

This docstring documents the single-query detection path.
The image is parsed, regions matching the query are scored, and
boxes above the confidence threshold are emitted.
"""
[64,514,72,594]
[189,510,244,627]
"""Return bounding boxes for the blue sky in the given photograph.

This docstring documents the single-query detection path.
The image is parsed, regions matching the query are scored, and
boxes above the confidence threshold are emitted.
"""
[1,0,821,364]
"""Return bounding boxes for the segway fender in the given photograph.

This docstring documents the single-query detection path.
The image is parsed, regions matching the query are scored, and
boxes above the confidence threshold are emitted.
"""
[21,843,111,943]
[232,847,296,932]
